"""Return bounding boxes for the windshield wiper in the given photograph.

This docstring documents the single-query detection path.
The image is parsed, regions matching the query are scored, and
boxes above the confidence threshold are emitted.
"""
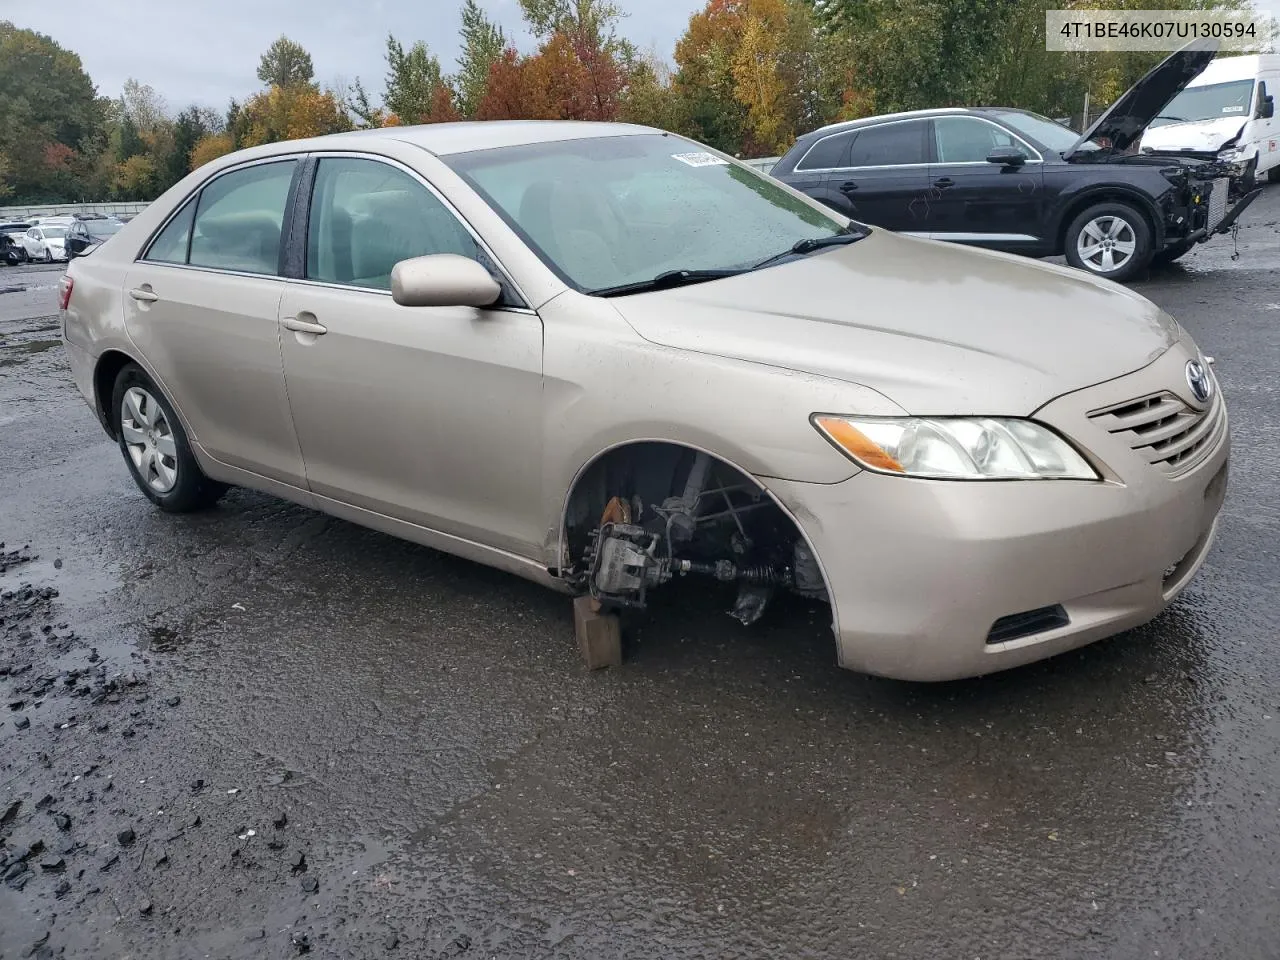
[1155,114,1188,123]
[590,268,746,298]
[751,229,867,271]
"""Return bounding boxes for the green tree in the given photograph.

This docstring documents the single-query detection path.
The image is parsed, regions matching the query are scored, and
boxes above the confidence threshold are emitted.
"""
[457,0,508,117]
[257,35,315,89]
[164,106,221,186]
[0,20,104,202]
[384,35,444,123]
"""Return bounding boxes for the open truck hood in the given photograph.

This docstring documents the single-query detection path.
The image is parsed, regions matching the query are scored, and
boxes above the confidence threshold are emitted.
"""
[1065,38,1220,160]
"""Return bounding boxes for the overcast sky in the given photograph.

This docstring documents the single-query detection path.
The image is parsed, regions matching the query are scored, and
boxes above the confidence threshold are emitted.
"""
[8,0,1280,111]
[7,0,704,109]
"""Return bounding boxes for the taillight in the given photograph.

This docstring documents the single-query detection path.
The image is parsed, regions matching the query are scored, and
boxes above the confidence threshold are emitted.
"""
[58,275,74,311]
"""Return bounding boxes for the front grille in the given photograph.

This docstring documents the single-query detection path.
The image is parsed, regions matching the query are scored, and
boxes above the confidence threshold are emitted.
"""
[987,605,1070,645]
[1088,389,1225,475]
[1206,177,1229,231]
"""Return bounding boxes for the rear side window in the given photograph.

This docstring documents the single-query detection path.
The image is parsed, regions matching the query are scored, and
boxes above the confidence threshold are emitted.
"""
[306,156,478,290]
[797,131,855,171]
[187,161,297,275]
[145,201,196,264]
[847,121,928,167]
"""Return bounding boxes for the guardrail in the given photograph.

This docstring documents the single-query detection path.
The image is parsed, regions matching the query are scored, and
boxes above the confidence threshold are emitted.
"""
[742,157,780,175]
[0,201,150,221]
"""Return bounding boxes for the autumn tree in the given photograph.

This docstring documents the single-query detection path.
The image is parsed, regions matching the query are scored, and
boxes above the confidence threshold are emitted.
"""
[476,49,534,120]
[618,54,688,133]
[425,86,463,123]
[236,85,352,146]
[189,133,235,171]
[384,36,445,123]
[257,35,315,89]
[519,0,629,121]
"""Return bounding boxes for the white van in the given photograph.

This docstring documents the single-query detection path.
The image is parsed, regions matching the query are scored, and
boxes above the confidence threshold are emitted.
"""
[1140,54,1279,185]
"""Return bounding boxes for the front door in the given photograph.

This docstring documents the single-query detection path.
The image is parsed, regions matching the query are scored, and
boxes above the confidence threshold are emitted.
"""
[278,155,544,556]
[924,116,1046,249]
[822,119,932,233]
[122,158,306,487]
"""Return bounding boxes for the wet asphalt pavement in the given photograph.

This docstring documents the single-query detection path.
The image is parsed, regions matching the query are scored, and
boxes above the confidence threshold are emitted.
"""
[1,192,1279,960]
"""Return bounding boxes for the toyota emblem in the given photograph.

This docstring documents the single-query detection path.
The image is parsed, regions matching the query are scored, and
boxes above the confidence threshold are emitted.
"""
[1185,360,1213,405]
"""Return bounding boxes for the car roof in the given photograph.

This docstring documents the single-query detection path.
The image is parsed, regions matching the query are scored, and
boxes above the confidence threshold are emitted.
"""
[290,120,659,157]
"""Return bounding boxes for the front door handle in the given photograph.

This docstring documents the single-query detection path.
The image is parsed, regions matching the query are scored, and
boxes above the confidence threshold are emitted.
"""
[839,180,859,193]
[128,287,159,303]
[933,177,955,189]
[283,316,328,335]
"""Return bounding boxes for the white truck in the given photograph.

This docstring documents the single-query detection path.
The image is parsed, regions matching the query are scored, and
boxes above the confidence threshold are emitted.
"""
[1140,53,1279,187]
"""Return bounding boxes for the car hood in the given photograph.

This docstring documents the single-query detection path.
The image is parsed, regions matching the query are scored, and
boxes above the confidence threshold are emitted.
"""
[607,230,1180,416]
[1065,38,1219,159]
[1140,115,1245,153]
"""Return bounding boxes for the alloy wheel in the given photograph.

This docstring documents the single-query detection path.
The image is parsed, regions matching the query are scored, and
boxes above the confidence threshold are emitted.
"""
[120,386,179,494]
[1076,216,1136,273]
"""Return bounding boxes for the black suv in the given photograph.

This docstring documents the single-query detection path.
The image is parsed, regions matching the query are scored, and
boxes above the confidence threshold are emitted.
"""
[772,40,1263,282]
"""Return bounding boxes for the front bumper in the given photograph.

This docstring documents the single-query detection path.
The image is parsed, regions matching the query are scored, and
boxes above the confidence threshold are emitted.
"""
[766,346,1229,682]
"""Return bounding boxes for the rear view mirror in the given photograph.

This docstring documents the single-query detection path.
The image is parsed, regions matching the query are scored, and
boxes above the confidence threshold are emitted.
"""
[1261,95,1275,120]
[390,254,502,308]
[986,147,1027,168]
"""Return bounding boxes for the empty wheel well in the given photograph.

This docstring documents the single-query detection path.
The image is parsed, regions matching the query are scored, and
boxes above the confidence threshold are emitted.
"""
[1057,192,1159,252]
[93,350,136,438]
[559,441,830,606]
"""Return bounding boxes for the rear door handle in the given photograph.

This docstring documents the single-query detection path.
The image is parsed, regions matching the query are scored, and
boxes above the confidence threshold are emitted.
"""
[128,287,159,303]
[933,177,955,188]
[839,180,859,193]
[283,316,328,335]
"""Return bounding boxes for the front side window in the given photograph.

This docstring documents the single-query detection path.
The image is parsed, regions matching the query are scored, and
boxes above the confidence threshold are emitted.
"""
[990,111,1094,153]
[307,157,479,289]
[445,133,842,294]
[188,160,297,274]
[847,122,928,167]
[933,117,1023,163]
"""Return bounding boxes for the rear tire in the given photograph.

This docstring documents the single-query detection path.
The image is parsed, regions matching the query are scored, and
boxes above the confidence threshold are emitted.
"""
[111,364,227,513]
[1063,202,1152,283]
[1152,240,1195,267]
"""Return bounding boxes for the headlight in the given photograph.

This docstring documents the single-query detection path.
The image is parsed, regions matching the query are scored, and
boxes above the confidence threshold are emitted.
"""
[813,416,1099,480]
[1216,146,1243,163]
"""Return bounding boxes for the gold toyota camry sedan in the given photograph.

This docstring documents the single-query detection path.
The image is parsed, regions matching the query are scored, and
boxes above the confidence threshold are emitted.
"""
[59,121,1229,681]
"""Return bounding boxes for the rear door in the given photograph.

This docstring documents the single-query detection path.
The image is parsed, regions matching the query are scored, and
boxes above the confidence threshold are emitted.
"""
[924,115,1046,249]
[122,158,307,488]
[823,120,931,232]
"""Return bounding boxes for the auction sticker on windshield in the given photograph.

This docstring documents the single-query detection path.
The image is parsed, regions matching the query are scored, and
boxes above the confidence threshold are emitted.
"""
[672,152,729,167]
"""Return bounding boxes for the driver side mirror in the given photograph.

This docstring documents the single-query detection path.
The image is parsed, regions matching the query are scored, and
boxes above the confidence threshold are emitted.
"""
[1260,95,1274,120]
[390,254,502,308]
[986,146,1027,168]
[66,237,91,258]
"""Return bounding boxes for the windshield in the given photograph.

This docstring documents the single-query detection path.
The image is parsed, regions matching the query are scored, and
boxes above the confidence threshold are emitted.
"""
[86,220,123,237]
[1148,80,1254,126]
[43,227,67,238]
[990,111,1099,153]
[444,133,844,294]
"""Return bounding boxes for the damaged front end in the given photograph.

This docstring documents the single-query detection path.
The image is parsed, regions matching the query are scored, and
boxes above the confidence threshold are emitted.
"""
[565,450,827,627]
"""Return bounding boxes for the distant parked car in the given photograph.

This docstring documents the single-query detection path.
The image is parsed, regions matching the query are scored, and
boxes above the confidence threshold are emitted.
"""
[771,40,1260,281]
[0,221,32,265]
[22,223,72,262]
[66,217,124,259]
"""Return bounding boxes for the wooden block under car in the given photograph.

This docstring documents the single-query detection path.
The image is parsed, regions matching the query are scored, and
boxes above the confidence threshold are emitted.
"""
[572,595,622,670]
